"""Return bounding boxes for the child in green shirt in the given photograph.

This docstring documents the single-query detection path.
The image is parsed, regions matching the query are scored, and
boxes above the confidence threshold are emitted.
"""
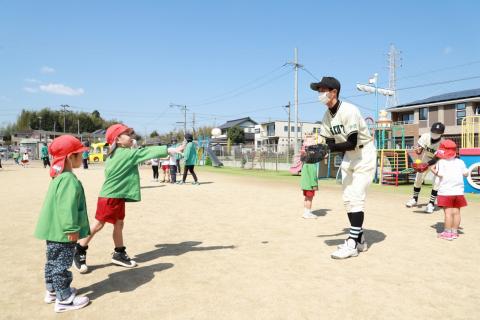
[34,135,90,313]
[73,124,185,273]
[300,142,319,219]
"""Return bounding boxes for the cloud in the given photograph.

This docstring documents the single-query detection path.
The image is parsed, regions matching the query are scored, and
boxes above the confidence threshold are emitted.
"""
[39,83,85,96]
[40,66,55,74]
[24,87,39,93]
[443,46,453,55]
[24,78,41,83]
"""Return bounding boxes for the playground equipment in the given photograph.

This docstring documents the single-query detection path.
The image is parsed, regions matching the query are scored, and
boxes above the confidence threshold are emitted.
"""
[460,116,480,194]
[197,135,223,167]
[378,149,411,186]
[89,142,108,162]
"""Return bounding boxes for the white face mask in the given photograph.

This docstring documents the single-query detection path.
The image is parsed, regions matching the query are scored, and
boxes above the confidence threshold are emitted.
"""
[431,133,441,140]
[318,92,330,104]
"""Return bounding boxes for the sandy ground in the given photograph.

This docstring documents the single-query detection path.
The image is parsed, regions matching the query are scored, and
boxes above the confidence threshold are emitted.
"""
[1,161,479,320]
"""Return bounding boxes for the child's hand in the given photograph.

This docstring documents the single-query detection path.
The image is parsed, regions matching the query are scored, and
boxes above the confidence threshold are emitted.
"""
[67,232,79,242]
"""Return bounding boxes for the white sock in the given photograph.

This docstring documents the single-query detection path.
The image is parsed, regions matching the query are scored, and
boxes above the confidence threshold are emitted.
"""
[304,208,311,215]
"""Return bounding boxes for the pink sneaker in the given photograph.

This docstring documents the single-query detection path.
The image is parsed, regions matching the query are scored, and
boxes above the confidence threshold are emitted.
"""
[438,231,453,240]
[451,232,459,239]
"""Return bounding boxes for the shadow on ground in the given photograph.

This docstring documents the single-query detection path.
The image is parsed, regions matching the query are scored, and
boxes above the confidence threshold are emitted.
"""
[78,263,174,300]
[318,228,386,248]
[140,185,166,189]
[134,241,235,263]
[311,209,331,217]
[412,203,442,214]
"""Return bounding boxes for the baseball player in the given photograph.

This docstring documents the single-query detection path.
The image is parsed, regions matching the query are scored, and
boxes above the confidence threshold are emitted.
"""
[311,76,376,259]
[405,122,445,213]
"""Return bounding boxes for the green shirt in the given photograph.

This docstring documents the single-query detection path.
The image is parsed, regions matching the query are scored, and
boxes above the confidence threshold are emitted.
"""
[99,146,168,201]
[34,172,90,242]
[41,145,49,159]
[183,142,198,166]
[300,163,318,190]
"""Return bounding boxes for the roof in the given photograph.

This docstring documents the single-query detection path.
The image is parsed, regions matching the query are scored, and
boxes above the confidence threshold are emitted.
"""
[218,117,257,129]
[389,88,480,109]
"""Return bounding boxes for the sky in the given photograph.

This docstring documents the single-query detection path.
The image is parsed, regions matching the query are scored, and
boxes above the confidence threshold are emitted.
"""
[1,0,480,135]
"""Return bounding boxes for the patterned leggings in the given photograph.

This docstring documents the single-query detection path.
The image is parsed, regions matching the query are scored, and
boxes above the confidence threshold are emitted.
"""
[45,241,75,301]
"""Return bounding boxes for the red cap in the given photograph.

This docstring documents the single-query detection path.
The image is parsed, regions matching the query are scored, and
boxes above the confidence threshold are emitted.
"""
[435,139,457,159]
[49,135,89,177]
[105,124,133,145]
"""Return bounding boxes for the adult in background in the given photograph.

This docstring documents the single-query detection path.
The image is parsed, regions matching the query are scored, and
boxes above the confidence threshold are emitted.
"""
[179,133,199,185]
[172,138,182,173]
[311,76,376,259]
[41,143,51,168]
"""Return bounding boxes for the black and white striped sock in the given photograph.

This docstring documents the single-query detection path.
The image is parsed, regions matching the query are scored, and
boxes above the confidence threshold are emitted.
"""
[413,187,421,201]
[429,189,438,205]
[348,211,364,243]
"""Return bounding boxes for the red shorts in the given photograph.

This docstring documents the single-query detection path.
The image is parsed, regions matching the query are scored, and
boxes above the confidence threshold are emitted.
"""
[161,165,169,171]
[437,195,467,208]
[95,197,125,224]
[303,190,316,198]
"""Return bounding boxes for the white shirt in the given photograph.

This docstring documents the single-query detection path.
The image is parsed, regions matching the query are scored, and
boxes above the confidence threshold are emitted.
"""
[150,158,159,166]
[319,101,373,146]
[22,153,29,161]
[417,133,441,159]
[436,158,468,196]
[161,159,170,166]
[169,155,176,165]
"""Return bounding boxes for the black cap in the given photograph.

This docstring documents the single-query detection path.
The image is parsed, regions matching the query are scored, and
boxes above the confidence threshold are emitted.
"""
[185,133,193,142]
[431,122,445,134]
[310,76,341,93]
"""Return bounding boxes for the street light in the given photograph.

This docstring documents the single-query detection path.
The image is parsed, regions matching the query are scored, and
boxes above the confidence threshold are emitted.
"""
[356,73,394,121]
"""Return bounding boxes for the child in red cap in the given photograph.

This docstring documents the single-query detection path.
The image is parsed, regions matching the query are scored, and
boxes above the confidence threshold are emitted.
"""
[431,139,469,240]
[34,135,90,313]
[73,124,185,273]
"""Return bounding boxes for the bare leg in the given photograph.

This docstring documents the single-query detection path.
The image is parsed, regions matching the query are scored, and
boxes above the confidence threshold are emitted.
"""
[113,219,124,248]
[79,220,105,246]
[304,196,313,210]
[444,208,454,230]
[452,208,461,230]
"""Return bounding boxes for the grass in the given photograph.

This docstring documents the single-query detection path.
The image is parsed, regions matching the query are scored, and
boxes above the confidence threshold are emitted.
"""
[196,165,480,203]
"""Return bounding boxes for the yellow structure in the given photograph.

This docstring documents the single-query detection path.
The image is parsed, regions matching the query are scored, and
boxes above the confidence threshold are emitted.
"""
[378,149,410,186]
[89,142,109,162]
[461,115,480,148]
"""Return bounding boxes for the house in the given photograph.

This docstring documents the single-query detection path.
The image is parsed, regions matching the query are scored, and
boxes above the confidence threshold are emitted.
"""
[387,88,480,147]
[213,117,258,145]
[254,120,322,153]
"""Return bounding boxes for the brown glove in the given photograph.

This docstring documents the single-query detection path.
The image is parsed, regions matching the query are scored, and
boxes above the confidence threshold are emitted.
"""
[413,162,429,173]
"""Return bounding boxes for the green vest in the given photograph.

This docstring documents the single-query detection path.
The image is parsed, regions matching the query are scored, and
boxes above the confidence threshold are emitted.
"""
[300,163,318,190]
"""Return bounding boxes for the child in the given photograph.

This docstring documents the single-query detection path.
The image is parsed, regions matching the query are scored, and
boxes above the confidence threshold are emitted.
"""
[21,151,29,167]
[41,143,51,168]
[160,157,170,182]
[431,140,469,240]
[82,148,89,169]
[150,157,159,182]
[73,124,184,273]
[34,135,90,313]
[169,151,177,183]
[179,133,199,185]
[300,138,319,219]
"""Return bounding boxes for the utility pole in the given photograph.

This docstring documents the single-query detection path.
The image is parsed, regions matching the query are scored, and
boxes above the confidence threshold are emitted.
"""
[77,119,80,137]
[170,104,188,135]
[386,44,401,108]
[286,48,303,154]
[192,112,196,137]
[53,122,56,138]
[60,104,70,132]
[283,102,291,160]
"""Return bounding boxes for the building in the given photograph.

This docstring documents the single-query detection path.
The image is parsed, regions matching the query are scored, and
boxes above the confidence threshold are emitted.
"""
[388,88,480,147]
[254,120,322,152]
[213,117,258,145]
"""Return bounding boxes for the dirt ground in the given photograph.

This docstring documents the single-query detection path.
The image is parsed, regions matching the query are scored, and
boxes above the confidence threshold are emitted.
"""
[1,161,479,320]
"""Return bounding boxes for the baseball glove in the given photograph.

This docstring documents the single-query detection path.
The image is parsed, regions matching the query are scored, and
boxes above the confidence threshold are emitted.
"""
[302,144,329,164]
[412,162,429,173]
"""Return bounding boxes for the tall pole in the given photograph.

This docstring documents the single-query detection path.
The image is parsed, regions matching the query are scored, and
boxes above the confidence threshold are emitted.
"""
[192,112,196,137]
[294,48,299,154]
[60,104,70,132]
[287,101,291,159]
[77,119,80,135]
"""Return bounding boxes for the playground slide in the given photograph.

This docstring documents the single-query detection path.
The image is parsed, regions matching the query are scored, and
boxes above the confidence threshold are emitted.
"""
[289,155,303,175]
[206,146,223,167]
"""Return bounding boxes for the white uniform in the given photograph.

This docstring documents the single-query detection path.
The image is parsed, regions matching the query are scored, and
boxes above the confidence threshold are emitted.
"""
[320,101,376,212]
[414,132,441,189]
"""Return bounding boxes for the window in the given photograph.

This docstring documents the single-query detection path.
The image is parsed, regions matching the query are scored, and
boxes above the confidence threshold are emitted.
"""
[267,124,275,136]
[255,128,260,134]
[419,108,428,121]
[456,103,466,125]
[291,126,295,132]
[284,125,288,132]
[475,105,480,115]
[401,113,414,124]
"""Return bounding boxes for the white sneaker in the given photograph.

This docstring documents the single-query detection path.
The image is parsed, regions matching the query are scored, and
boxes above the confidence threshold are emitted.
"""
[424,203,435,213]
[405,198,417,208]
[45,288,77,304]
[331,239,358,259]
[302,212,317,219]
[54,291,89,313]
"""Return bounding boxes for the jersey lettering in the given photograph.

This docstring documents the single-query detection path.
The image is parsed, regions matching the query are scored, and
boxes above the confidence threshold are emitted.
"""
[330,124,345,135]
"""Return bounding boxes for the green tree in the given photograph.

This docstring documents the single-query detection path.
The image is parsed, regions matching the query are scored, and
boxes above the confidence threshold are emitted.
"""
[227,126,245,144]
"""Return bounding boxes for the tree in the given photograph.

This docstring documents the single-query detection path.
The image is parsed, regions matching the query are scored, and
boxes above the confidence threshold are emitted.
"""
[92,110,101,118]
[150,130,159,138]
[227,126,245,144]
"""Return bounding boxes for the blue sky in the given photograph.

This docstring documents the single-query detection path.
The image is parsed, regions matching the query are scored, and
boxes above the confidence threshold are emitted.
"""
[1,0,480,134]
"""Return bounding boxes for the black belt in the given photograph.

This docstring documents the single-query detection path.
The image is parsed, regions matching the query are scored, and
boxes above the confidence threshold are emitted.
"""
[358,145,364,149]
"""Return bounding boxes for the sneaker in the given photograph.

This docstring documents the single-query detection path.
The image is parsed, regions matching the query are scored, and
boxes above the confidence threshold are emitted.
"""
[177,181,185,185]
[424,203,435,214]
[73,246,88,274]
[302,212,317,219]
[451,232,459,239]
[111,249,137,268]
[45,288,77,304]
[192,181,200,185]
[405,198,417,208]
[357,233,368,252]
[54,291,89,313]
[438,231,453,240]
[331,239,359,259]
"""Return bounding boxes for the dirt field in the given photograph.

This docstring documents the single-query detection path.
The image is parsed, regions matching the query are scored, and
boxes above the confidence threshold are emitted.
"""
[1,161,479,319]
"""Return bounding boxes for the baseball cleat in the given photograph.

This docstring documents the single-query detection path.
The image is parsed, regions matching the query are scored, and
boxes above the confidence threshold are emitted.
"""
[405,198,417,208]
[424,203,435,213]
[331,239,358,259]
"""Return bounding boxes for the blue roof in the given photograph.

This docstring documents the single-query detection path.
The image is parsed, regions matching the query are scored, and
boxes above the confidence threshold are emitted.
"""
[390,88,480,109]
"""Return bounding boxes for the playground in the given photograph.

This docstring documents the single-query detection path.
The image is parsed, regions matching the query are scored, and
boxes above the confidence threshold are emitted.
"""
[1,161,479,319]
